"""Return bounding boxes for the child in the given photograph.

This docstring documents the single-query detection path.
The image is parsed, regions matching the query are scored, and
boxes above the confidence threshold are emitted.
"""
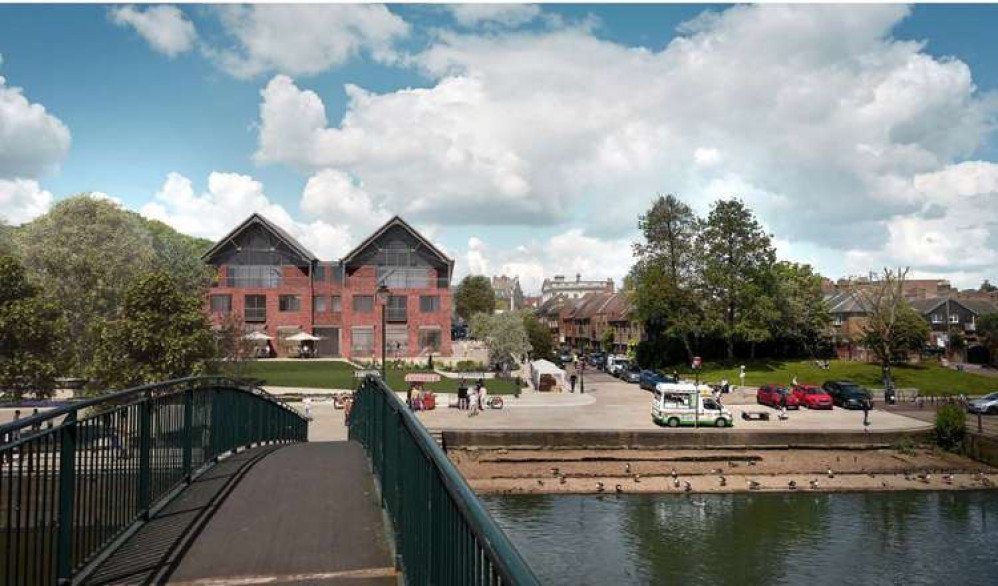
[468,384,480,417]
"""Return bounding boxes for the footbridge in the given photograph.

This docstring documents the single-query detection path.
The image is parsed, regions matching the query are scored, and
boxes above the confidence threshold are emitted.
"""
[0,376,538,585]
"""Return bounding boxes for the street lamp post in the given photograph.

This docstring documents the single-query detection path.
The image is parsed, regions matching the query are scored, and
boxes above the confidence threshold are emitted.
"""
[377,284,390,380]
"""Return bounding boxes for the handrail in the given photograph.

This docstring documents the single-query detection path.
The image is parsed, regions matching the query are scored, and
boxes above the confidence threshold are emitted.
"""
[349,375,539,586]
[0,376,309,585]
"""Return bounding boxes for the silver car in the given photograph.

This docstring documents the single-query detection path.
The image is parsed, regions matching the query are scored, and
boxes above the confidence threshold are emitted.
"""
[967,392,998,415]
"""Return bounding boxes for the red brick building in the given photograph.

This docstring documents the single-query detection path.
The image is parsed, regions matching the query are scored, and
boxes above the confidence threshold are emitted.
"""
[203,213,454,359]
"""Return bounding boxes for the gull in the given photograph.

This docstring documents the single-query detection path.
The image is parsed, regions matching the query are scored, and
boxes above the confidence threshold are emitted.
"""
[809,479,819,490]
[615,484,623,494]
[671,468,679,479]
[633,474,641,483]
[596,482,605,493]
[560,476,567,485]
[719,476,727,487]
[625,463,632,474]
[788,480,797,490]
[827,468,835,479]
[683,481,693,493]
[673,478,681,488]
[748,480,761,490]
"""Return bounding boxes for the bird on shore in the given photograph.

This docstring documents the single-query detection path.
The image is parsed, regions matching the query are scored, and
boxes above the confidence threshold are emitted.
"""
[711,468,723,475]
[728,461,739,468]
[615,484,623,494]
[551,467,560,476]
[537,479,544,486]
[684,481,693,493]
[881,480,889,488]
[719,476,727,487]
[625,463,632,474]
[809,479,819,490]
[633,474,641,483]
[827,468,835,479]
[748,480,761,490]
[673,478,681,489]
[943,474,953,485]
[788,480,797,490]
[671,468,679,479]
[916,473,931,483]
[596,482,605,493]
[560,476,567,485]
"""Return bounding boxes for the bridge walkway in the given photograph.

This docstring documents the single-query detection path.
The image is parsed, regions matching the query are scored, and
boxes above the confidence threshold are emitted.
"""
[84,442,397,586]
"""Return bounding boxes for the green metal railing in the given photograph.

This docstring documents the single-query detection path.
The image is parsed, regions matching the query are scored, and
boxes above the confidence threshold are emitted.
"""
[349,375,539,586]
[0,376,307,585]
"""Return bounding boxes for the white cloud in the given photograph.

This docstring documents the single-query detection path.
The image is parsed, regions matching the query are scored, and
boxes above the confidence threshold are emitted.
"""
[110,5,197,58]
[0,74,71,179]
[0,179,53,225]
[206,5,409,79]
[253,4,998,287]
[300,169,391,236]
[449,5,541,28]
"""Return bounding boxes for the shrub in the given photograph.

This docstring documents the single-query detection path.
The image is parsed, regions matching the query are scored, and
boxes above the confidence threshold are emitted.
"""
[935,404,966,451]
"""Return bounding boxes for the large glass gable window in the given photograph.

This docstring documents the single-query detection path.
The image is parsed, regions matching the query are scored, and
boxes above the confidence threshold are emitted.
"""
[227,266,283,288]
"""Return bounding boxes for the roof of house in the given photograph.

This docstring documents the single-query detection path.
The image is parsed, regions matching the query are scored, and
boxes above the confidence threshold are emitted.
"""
[201,213,318,263]
[340,215,454,269]
[910,296,998,316]
[824,291,866,314]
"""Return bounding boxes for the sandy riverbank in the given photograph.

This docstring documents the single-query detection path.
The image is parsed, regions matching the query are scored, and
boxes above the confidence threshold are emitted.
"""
[450,447,998,494]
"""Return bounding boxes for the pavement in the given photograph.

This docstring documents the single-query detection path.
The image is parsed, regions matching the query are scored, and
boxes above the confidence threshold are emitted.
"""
[85,442,396,586]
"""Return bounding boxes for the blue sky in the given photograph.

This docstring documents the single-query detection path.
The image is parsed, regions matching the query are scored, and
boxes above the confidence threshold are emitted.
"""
[2,4,997,293]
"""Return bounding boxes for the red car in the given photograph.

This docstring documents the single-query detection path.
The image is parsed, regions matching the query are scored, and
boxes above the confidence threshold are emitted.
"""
[756,384,801,409]
[792,384,833,409]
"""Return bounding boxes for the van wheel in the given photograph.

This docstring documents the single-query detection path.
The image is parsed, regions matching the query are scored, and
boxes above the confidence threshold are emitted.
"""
[715,418,728,428]
[666,417,680,428]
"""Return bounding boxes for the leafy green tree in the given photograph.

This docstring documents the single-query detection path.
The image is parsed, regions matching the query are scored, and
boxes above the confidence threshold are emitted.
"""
[600,328,616,353]
[698,199,777,359]
[0,219,13,257]
[0,256,66,399]
[212,312,258,379]
[978,313,998,364]
[15,195,211,374]
[469,311,531,373]
[857,268,929,391]
[980,280,997,293]
[89,271,215,390]
[522,310,554,361]
[631,194,705,360]
[455,275,495,322]
[769,261,830,356]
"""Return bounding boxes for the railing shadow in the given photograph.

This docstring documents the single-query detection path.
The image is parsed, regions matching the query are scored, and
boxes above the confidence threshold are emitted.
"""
[83,446,281,585]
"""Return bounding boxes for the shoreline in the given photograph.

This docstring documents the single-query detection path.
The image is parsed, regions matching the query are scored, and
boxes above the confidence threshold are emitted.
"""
[450,446,998,495]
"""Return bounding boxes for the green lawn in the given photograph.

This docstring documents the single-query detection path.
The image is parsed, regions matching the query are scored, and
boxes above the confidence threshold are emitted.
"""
[242,361,522,394]
[668,359,997,396]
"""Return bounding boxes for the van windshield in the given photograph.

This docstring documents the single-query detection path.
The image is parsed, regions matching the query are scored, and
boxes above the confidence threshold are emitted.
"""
[702,399,720,410]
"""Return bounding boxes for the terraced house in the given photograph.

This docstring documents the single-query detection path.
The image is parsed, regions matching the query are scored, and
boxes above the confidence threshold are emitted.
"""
[202,213,454,359]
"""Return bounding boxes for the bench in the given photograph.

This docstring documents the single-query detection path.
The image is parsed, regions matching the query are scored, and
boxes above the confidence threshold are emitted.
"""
[741,411,771,421]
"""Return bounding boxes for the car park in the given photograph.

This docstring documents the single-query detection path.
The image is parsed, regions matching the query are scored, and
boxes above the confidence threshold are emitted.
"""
[792,384,833,409]
[822,380,873,410]
[756,384,801,409]
[967,392,998,415]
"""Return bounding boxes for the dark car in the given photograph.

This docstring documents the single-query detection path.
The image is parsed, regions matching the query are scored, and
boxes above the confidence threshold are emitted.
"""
[622,366,642,384]
[756,384,801,410]
[639,370,678,391]
[589,352,606,367]
[822,380,873,410]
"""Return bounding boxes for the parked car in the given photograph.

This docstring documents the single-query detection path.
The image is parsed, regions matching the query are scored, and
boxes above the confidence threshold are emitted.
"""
[610,359,631,377]
[639,370,677,391]
[791,384,833,410]
[622,366,642,384]
[756,384,801,409]
[967,392,998,415]
[589,352,605,368]
[557,350,573,365]
[822,380,873,410]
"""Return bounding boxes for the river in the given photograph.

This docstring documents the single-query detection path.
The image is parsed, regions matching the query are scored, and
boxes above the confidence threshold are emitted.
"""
[481,491,996,586]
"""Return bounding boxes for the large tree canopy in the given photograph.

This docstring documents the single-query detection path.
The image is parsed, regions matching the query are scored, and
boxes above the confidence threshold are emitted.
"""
[454,275,495,322]
[522,310,554,361]
[89,271,215,390]
[857,268,930,390]
[13,195,212,374]
[769,261,831,357]
[0,256,66,399]
[469,311,531,371]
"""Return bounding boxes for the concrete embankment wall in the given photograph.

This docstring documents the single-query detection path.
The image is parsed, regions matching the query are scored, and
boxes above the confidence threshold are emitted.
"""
[965,433,998,467]
[443,429,934,451]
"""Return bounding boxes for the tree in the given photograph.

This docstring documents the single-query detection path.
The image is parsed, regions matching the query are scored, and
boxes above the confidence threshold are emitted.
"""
[698,199,777,359]
[0,256,65,399]
[522,310,554,361]
[455,275,495,322]
[769,261,831,357]
[980,280,997,293]
[978,313,998,364]
[469,311,531,373]
[631,194,704,360]
[15,195,211,374]
[856,268,930,392]
[213,312,258,380]
[89,271,215,390]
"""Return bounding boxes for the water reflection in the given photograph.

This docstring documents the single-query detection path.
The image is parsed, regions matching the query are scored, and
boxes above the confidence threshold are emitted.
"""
[482,491,997,586]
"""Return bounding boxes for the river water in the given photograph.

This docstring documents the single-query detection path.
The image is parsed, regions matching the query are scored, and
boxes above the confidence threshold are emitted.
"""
[481,491,997,586]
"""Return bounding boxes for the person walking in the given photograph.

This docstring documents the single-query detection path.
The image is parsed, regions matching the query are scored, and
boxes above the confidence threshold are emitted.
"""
[739,365,746,388]
[303,396,313,420]
[569,372,578,393]
[862,401,871,427]
[457,378,469,410]
[478,380,489,413]
[468,384,480,418]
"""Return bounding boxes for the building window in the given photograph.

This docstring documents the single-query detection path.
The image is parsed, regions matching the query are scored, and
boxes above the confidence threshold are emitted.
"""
[245,295,266,322]
[833,315,843,327]
[226,265,283,288]
[931,314,943,324]
[210,294,232,313]
[418,327,442,354]
[353,295,374,313]
[332,295,342,312]
[387,295,407,322]
[351,327,374,357]
[313,296,327,313]
[386,324,408,357]
[314,265,325,282]
[420,295,440,313]
[279,295,301,312]
[949,314,960,324]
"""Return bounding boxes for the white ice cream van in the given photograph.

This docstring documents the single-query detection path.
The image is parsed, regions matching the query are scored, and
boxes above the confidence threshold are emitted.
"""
[652,382,734,428]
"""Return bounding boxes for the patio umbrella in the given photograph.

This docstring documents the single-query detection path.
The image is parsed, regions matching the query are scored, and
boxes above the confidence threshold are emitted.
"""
[243,331,273,341]
[285,332,323,342]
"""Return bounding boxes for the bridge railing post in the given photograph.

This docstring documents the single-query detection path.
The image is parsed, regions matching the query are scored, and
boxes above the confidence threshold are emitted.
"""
[138,393,152,519]
[56,409,78,585]
[183,387,194,480]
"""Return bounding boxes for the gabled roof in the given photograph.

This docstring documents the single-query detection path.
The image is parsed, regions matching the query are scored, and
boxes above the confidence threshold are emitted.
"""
[824,291,867,314]
[341,215,454,269]
[201,213,318,263]
[911,296,998,316]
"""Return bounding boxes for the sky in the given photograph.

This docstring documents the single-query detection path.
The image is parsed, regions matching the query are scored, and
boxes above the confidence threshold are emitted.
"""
[2,3,998,294]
